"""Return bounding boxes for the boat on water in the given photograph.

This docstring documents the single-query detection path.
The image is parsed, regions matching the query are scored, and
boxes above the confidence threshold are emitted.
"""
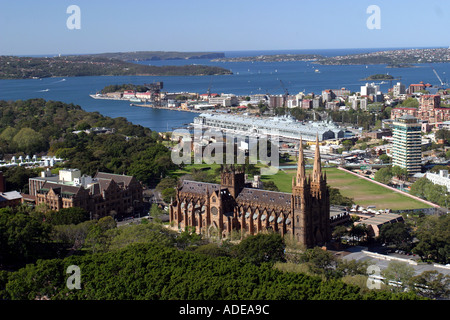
[129,98,142,103]
[314,69,320,73]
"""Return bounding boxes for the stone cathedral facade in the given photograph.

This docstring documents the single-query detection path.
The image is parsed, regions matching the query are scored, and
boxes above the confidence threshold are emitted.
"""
[169,137,331,248]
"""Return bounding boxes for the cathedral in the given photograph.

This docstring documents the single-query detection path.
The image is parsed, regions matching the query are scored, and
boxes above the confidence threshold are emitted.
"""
[169,136,331,248]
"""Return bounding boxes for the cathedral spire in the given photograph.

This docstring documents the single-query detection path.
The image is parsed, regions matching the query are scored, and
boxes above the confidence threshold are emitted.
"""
[296,136,306,186]
[312,133,322,183]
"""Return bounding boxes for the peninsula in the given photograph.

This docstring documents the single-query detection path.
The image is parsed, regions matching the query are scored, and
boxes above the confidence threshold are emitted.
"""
[0,55,232,79]
[86,51,225,61]
[212,53,323,62]
[315,47,450,65]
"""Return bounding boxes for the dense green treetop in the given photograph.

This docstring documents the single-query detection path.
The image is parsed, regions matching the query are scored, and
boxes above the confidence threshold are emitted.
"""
[0,99,177,185]
[0,241,420,300]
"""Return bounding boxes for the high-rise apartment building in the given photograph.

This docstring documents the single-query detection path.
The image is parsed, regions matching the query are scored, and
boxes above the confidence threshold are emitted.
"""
[393,82,406,97]
[360,83,379,96]
[392,115,422,174]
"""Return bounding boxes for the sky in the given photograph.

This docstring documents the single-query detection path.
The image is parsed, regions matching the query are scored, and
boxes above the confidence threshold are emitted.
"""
[0,0,449,55]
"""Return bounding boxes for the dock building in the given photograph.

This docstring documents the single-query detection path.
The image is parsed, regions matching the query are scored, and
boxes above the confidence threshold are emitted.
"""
[193,113,345,141]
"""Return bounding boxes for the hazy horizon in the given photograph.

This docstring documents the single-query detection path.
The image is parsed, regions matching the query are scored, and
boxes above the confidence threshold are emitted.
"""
[1,0,449,56]
[6,46,450,58]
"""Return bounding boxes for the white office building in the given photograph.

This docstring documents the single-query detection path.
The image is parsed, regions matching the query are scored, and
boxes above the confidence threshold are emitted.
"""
[425,170,450,192]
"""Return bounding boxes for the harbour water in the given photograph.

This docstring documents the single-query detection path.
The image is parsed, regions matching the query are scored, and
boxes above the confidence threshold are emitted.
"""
[1,48,449,132]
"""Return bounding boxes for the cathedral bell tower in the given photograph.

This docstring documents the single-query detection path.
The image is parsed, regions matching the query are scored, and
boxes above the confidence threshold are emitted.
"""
[291,135,331,248]
[291,137,312,247]
[220,165,245,199]
[309,134,331,245]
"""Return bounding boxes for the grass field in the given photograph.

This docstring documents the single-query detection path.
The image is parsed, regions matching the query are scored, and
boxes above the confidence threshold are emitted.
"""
[261,167,432,210]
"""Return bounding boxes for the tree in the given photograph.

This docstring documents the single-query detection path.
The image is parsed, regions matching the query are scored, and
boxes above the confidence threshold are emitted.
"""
[401,97,419,109]
[106,223,176,251]
[0,127,17,142]
[379,154,391,164]
[410,177,450,207]
[411,270,450,299]
[413,215,450,264]
[299,247,337,278]
[262,180,279,191]
[332,225,348,244]
[430,164,450,173]
[175,226,203,250]
[341,140,353,151]
[187,168,217,183]
[156,177,177,203]
[0,242,420,300]
[435,128,450,143]
[52,220,96,251]
[382,261,415,292]
[374,167,393,184]
[232,233,285,266]
[0,209,52,265]
[391,165,408,181]
[84,216,116,254]
[2,166,40,193]
[12,127,46,154]
[150,204,165,220]
[161,188,176,203]
[46,207,90,225]
[155,177,178,192]
[328,186,354,206]
[348,224,369,244]
[378,222,412,250]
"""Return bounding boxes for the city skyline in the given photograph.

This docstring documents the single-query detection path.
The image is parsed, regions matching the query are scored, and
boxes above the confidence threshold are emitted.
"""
[1,0,450,55]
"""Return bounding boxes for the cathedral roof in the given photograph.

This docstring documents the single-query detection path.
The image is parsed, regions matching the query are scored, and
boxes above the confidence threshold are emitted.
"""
[236,188,291,208]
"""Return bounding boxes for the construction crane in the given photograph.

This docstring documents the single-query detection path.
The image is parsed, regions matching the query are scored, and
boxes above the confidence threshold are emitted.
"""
[279,80,289,107]
[207,77,213,98]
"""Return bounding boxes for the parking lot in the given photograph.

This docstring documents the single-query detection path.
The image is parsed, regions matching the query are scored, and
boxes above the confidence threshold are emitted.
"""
[340,246,450,276]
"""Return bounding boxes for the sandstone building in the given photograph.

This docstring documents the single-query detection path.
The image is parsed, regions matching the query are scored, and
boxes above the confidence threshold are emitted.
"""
[31,169,143,219]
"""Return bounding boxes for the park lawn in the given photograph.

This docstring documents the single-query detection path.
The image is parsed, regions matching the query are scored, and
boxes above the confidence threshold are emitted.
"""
[262,167,431,211]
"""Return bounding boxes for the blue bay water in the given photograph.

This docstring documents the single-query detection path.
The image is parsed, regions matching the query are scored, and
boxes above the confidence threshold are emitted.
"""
[1,48,449,132]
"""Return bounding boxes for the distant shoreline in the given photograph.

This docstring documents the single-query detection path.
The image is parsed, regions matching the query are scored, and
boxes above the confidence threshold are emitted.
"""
[133,103,203,113]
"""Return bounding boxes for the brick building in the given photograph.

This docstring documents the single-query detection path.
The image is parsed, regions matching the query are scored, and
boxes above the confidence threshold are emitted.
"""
[391,94,450,124]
